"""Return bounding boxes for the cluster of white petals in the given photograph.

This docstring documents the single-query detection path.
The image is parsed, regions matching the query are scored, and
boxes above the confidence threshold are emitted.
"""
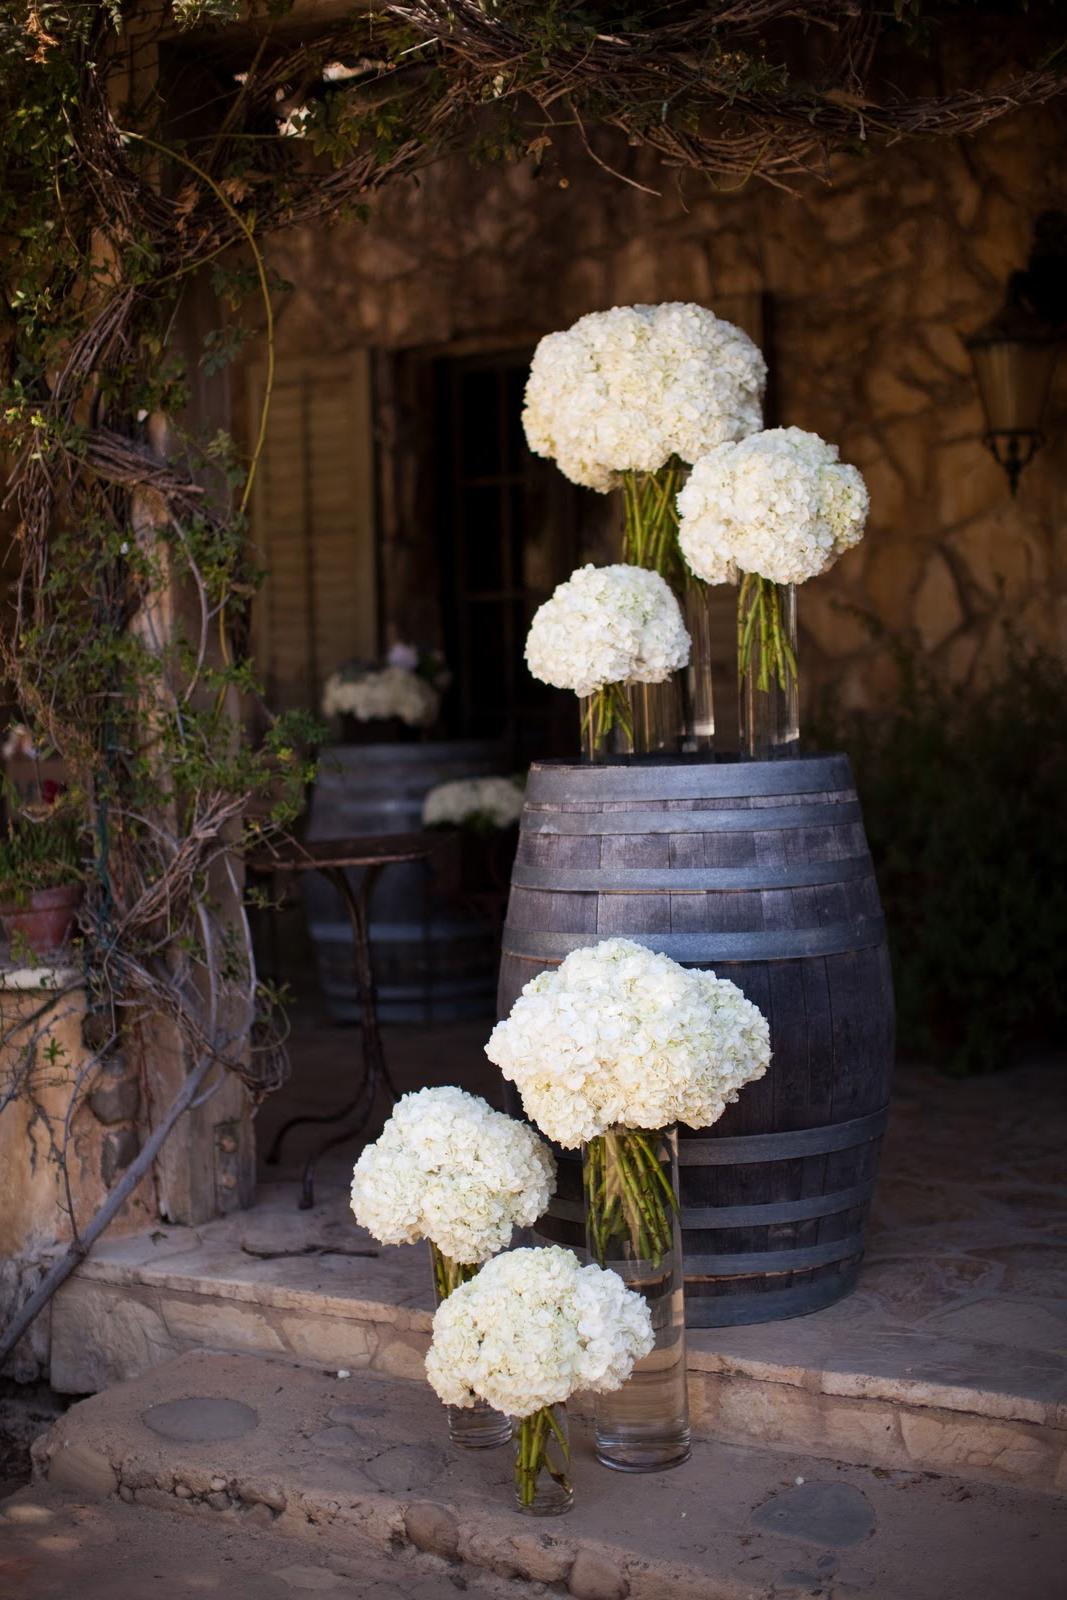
[422,775,525,830]
[321,665,439,727]
[677,427,870,586]
[525,564,690,698]
[487,938,771,1147]
[523,303,766,491]
[350,1087,555,1265]
[425,1245,654,1417]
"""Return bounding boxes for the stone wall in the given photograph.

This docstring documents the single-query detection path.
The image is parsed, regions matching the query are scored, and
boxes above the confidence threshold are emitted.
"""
[255,100,1067,723]
[0,973,155,1381]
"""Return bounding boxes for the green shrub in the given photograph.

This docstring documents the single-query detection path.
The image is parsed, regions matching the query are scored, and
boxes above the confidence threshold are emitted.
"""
[814,636,1067,1075]
[0,804,82,905]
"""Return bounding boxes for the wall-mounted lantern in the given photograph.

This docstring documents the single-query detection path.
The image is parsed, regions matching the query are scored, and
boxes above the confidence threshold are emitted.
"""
[965,210,1065,496]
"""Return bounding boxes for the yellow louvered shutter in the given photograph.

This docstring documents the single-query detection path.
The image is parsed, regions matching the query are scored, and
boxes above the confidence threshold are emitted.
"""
[247,355,376,713]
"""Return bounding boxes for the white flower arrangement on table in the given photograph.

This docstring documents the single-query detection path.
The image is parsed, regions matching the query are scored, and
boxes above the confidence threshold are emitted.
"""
[422,774,525,832]
[525,564,690,752]
[523,303,767,494]
[321,642,450,730]
[349,1086,555,1294]
[677,426,869,698]
[426,1244,654,1508]
[487,938,770,1266]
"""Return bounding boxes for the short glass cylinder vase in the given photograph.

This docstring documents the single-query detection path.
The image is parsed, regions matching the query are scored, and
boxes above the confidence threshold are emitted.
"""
[630,678,683,756]
[513,1403,573,1516]
[583,1127,691,1472]
[429,1244,512,1449]
[681,580,716,754]
[579,686,633,763]
[738,574,799,760]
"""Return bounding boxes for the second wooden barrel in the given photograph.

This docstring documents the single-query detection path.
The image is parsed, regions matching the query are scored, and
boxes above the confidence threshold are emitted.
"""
[306,740,504,1022]
[497,754,894,1328]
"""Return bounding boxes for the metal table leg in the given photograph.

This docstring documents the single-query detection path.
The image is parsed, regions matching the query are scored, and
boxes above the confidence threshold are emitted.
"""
[264,861,400,1206]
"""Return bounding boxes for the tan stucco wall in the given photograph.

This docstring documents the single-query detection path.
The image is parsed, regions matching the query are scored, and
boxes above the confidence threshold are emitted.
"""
[256,103,1066,718]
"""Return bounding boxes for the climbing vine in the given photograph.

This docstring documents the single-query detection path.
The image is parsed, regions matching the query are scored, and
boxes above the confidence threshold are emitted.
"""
[0,0,1064,1357]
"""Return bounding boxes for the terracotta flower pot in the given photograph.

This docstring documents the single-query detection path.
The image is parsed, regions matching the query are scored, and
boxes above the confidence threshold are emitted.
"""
[0,883,83,959]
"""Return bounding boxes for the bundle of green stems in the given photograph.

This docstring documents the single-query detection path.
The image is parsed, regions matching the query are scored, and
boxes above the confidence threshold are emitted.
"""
[581,680,633,757]
[738,571,798,693]
[429,1242,478,1300]
[514,1404,571,1509]
[621,460,684,580]
[584,1128,678,1267]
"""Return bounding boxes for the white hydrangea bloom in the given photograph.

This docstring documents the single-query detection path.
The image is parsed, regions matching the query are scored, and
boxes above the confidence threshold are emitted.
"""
[677,426,870,586]
[321,665,439,726]
[523,303,766,491]
[350,1086,556,1265]
[425,1245,654,1417]
[525,564,690,698]
[422,775,525,830]
[486,938,770,1147]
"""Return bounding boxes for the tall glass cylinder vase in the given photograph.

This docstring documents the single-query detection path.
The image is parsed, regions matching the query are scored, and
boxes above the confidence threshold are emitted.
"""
[579,685,633,763]
[681,579,716,754]
[513,1402,573,1516]
[738,574,799,760]
[583,1127,690,1472]
[429,1244,511,1448]
[630,678,684,756]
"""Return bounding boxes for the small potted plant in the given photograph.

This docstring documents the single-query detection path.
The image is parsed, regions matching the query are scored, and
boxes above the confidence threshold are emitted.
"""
[0,798,83,958]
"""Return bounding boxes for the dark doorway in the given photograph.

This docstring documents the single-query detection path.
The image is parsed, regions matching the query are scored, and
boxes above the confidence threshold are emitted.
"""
[433,350,584,763]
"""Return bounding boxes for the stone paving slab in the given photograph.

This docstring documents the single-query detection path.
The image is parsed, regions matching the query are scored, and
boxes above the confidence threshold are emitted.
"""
[24,1350,1067,1600]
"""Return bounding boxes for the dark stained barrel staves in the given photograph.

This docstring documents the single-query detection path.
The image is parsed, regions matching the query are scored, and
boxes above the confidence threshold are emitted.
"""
[497,755,895,1328]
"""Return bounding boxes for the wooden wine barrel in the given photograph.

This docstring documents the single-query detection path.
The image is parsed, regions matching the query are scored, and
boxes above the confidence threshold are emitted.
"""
[306,740,505,1022]
[497,755,894,1328]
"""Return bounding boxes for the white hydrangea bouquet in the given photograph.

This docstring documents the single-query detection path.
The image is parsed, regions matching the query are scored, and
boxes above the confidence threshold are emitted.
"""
[677,427,869,749]
[350,1085,555,1286]
[426,1245,653,1513]
[321,641,450,733]
[524,563,690,755]
[422,774,525,832]
[487,938,770,1266]
[523,303,766,580]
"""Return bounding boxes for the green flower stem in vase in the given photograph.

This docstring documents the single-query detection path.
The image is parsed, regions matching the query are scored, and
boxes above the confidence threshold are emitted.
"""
[621,461,687,754]
[579,683,633,763]
[513,1402,573,1516]
[582,1128,691,1473]
[621,460,685,582]
[738,573,799,761]
[428,1243,511,1449]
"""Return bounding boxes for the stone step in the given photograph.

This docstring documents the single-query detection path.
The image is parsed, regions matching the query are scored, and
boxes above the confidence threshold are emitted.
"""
[51,1182,1067,1497]
[24,1349,1067,1600]
[0,1484,542,1600]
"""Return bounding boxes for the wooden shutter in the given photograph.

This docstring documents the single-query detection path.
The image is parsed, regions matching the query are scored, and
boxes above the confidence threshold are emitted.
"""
[247,355,376,712]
